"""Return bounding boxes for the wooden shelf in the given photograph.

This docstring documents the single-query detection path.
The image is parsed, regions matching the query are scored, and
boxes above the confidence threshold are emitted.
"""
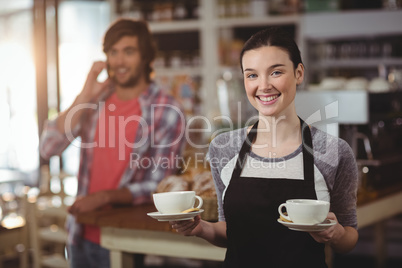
[148,15,301,33]
[303,10,402,39]
[312,58,402,69]
[148,20,201,33]
[154,67,202,77]
[217,14,300,28]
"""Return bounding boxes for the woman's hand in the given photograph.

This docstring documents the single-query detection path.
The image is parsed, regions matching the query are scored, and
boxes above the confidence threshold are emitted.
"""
[309,212,339,243]
[171,219,228,248]
[309,212,358,253]
[170,215,202,236]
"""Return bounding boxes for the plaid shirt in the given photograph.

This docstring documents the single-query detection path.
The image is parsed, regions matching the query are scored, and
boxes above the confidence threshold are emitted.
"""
[40,82,186,244]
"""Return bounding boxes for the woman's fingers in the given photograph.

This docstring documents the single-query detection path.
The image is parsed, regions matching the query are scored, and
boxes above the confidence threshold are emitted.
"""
[170,216,201,236]
[172,219,193,230]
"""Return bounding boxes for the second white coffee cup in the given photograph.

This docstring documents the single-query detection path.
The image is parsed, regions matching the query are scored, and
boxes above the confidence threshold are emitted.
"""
[153,191,203,214]
[278,199,329,224]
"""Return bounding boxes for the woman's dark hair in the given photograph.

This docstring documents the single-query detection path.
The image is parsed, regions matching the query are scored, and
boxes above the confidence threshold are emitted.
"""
[103,18,157,82]
[240,27,303,72]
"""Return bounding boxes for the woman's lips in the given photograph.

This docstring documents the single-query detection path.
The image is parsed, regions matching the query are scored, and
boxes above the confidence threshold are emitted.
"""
[257,94,280,104]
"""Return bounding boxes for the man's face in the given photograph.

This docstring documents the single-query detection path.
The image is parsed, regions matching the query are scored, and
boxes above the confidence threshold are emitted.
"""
[106,36,145,88]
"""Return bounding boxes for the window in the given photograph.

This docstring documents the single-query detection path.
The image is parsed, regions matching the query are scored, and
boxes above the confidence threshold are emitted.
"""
[0,3,38,173]
[57,1,111,176]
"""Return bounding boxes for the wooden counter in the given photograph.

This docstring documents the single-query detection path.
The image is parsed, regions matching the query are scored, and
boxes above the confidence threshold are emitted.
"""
[0,224,28,268]
[76,203,226,268]
[77,189,402,268]
[77,204,171,232]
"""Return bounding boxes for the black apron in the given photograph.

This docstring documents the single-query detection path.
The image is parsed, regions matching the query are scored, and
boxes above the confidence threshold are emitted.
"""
[223,117,327,268]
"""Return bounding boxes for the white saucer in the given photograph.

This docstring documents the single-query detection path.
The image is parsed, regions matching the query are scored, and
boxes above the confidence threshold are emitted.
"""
[147,209,204,221]
[277,218,336,232]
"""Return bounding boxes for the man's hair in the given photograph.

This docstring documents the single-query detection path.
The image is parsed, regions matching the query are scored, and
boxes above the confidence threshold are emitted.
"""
[103,18,157,82]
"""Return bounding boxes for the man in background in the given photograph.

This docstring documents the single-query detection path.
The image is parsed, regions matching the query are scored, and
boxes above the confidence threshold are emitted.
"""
[40,18,186,267]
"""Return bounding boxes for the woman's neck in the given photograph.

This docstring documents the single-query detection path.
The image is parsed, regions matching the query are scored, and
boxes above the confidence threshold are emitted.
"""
[251,114,302,158]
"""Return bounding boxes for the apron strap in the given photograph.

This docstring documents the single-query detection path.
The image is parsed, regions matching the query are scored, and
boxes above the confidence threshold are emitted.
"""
[231,120,258,179]
[300,117,315,185]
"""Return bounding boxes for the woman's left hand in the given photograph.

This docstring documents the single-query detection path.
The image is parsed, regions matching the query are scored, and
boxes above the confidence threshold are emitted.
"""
[309,212,343,243]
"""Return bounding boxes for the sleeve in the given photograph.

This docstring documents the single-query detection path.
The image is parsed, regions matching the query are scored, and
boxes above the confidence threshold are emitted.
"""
[207,140,227,222]
[125,100,187,202]
[330,139,359,229]
[207,130,244,222]
[39,118,81,160]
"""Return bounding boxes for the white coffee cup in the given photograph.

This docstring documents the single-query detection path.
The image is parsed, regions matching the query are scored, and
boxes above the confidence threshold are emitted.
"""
[153,191,203,214]
[278,199,329,224]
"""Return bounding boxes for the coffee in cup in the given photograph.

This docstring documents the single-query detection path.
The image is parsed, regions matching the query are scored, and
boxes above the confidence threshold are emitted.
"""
[278,199,329,224]
[153,191,203,214]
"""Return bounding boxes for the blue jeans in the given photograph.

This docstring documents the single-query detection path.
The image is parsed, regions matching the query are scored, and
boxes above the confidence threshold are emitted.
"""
[68,239,110,268]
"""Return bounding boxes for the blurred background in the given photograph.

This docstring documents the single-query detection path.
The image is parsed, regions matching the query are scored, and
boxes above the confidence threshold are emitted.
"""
[0,0,401,267]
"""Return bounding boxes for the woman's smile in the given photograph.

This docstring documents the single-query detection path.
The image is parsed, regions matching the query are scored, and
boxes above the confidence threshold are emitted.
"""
[256,93,281,104]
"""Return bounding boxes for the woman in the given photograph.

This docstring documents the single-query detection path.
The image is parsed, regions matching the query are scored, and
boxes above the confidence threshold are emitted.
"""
[171,27,359,267]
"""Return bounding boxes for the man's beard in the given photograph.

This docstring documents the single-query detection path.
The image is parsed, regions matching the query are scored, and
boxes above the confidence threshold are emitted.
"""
[117,73,142,89]
[114,64,145,89]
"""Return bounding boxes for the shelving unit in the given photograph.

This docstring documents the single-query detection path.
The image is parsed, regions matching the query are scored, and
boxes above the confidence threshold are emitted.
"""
[108,0,402,122]
[148,20,201,32]
[153,67,201,77]
[301,10,402,39]
[301,10,402,85]
[216,14,301,28]
[107,0,302,123]
[312,58,402,69]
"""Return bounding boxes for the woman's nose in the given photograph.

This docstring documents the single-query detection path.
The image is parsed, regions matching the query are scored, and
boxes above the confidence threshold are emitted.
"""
[259,76,273,91]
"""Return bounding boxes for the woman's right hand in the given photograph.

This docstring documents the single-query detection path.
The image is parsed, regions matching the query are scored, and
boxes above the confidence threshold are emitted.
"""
[171,218,228,248]
[170,215,202,236]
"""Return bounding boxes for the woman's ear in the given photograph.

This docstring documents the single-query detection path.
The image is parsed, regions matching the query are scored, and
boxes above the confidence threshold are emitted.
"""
[296,63,304,85]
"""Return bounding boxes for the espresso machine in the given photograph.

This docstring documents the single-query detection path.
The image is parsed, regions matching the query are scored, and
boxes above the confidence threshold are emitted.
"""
[346,91,402,191]
[296,90,402,196]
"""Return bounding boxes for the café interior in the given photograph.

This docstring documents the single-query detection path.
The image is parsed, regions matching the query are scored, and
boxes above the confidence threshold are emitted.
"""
[0,0,402,267]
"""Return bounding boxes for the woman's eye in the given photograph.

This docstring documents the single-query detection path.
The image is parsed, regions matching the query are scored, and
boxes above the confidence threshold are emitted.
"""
[272,71,282,76]
[246,73,257,79]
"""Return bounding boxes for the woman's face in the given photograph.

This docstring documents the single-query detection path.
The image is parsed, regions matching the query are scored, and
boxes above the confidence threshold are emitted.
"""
[242,46,304,118]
